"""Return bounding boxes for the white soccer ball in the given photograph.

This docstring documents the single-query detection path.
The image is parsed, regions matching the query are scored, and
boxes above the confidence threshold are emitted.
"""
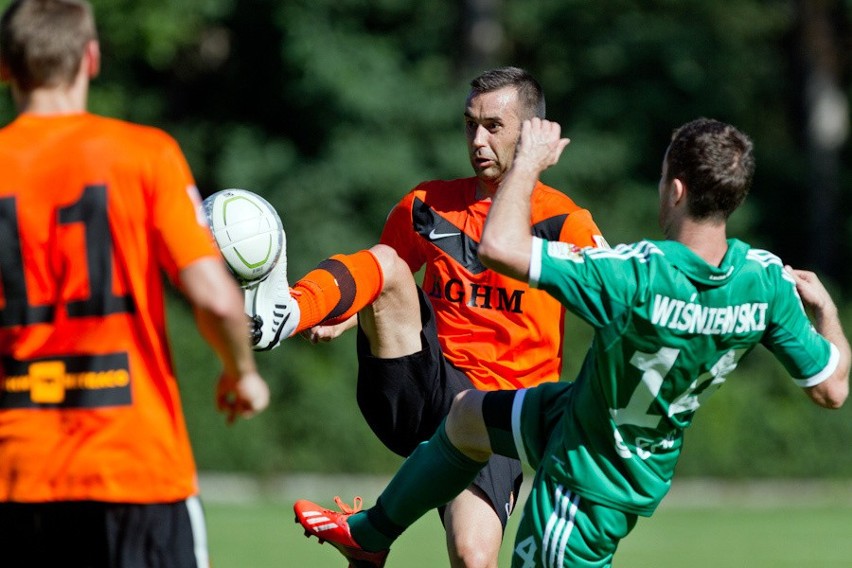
[203,188,284,285]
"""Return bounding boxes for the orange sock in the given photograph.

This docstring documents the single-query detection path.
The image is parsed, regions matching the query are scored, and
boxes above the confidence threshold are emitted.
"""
[291,250,384,333]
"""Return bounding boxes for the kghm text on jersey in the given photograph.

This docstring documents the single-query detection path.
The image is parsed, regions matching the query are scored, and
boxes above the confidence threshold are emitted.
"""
[427,278,525,313]
[651,294,767,335]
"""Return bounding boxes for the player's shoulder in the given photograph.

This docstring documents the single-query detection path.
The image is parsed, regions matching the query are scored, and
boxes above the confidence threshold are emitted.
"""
[89,115,179,148]
[573,241,663,290]
[547,240,661,270]
[740,246,795,291]
[400,177,475,206]
[726,242,788,278]
[591,240,663,261]
[531,181,584,211]
[743,246,785,270]
[411,177,473,194]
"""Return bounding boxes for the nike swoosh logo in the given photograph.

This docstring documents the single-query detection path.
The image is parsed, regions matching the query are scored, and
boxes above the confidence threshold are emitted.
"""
[428,228,461,240]
[412,197,485,273]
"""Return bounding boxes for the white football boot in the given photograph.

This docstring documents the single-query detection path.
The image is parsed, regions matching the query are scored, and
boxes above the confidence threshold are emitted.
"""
[244,229,300,351]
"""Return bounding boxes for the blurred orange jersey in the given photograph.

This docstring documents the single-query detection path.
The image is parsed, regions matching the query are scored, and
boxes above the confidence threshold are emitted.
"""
[381,177,605,390]
[0,113,217,503]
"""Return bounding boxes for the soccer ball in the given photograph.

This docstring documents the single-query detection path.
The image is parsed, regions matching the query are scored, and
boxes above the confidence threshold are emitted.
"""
[203,188,284,285]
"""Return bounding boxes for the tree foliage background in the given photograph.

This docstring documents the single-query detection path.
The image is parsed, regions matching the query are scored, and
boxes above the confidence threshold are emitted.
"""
[2,0,851,476]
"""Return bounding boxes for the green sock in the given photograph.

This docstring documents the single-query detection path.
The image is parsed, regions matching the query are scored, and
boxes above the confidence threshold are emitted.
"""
[348,422,487,551]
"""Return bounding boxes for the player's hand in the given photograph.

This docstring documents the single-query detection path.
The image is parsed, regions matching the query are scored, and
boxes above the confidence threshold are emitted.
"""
[514,118,570,174]
[300,315,358,344]
[785,266,837,318]
[216,371,270,424]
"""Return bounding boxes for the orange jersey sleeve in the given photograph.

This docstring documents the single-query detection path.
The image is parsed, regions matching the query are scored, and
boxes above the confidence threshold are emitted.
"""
[380,192,428,273]
[380,178,604,390]
[149,135,218,282]
[0,113,216,503]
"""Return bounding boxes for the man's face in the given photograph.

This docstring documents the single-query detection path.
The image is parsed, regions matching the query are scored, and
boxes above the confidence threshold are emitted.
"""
[464,86,524,193]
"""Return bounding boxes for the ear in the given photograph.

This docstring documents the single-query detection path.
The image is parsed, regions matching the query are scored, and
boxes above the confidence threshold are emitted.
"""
[84,40,100,79]
[671,178,687,205]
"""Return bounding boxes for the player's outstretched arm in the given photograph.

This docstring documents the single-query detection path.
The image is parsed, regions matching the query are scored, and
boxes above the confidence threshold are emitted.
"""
[786,266,850,409]
[301,315,358,344]
[181,257,271,422]
[479,118,570,282]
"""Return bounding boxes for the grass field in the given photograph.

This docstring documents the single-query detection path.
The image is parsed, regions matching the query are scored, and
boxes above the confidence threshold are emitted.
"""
[202,475,852,567]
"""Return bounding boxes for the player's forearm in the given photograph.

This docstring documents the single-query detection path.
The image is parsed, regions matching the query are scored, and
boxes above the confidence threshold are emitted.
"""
[785,266,850,408]
[810,304,850,409]
[481,118,571,281]
[479,162,536,282]
[195,305,258,378]
[182,258,258,378]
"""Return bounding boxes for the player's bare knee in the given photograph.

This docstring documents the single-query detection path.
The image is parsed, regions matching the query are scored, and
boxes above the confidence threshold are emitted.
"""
[358,244,423,358]
[449,534,498,568]
[446,390,491,461]
[368,244,408,288]
[447,390,476,433]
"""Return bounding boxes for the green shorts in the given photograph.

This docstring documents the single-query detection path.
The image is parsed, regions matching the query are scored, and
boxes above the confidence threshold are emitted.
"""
[483,384,638,568]
[511,467,637,568]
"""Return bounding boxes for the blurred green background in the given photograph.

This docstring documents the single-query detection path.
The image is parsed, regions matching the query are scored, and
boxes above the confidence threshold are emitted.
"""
[2,0,850,479]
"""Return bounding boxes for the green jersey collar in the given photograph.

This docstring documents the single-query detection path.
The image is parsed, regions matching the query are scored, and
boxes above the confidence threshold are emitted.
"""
[652,239,751,287]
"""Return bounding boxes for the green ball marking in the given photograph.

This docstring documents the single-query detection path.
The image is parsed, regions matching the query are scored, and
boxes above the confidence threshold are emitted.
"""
[223,194,274,269]
[234,236,273,269]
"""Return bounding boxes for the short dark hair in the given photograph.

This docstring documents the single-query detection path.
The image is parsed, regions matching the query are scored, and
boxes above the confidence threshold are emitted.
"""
[469,66,546,120]
[666,118,755,221]
[0,0,96,91]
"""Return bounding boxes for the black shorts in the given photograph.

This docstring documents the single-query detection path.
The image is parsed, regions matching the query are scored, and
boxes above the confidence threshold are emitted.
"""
[356,287,523,528]
[0,497,208,568]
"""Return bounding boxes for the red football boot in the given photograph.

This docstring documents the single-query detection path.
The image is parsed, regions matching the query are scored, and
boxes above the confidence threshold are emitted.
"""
[294,496,390,568]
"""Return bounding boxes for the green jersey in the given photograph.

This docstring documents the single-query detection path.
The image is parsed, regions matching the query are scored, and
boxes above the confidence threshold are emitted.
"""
[529,237,838,516]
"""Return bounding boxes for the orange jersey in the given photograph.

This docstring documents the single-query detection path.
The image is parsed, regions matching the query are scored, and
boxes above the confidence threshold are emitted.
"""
[0,113,217,503]
[381,177,605,390]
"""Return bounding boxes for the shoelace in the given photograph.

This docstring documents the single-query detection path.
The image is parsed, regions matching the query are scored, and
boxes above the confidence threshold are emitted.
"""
[333,496,363,514]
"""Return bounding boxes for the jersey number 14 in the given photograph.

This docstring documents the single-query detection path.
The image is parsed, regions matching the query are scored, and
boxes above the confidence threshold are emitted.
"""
[612,346,744,459]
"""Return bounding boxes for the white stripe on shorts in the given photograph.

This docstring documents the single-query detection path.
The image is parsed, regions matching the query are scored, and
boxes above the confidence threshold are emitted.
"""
[542,484,580,568]
[511,388,529,466]
[186,496,210,568]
